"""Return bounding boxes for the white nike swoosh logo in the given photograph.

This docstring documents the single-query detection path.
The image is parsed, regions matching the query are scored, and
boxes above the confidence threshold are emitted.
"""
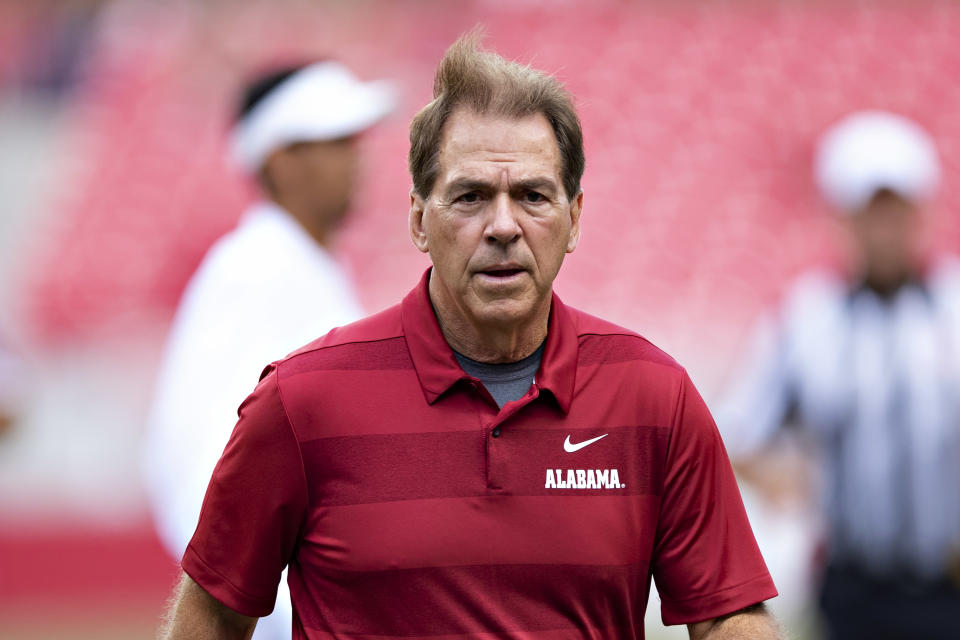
[563,433,609,453]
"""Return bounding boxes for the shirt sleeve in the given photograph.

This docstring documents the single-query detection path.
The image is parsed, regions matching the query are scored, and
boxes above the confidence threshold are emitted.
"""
[652,370,778,625]
[711,312,792,457]
[181,366,309,617]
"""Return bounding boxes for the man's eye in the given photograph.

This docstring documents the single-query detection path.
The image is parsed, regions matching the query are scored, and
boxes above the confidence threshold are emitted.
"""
[525,192,545,203]
[457,192,480,204]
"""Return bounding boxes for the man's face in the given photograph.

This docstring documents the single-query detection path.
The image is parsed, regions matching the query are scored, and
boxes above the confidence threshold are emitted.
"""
[268,137,359,230]
[409,108,582,331]
[846,189,922,286]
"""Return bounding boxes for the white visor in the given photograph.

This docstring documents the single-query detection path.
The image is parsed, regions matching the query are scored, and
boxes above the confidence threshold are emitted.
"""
[231,61,396,173]
[814,110,940,215]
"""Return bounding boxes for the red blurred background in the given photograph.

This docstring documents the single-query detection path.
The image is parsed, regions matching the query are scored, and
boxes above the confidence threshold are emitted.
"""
[1,0,958,637]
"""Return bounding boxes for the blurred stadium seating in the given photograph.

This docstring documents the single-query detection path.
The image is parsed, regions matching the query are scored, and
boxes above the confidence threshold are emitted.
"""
[20,1,960,363]
[3,0,960,637]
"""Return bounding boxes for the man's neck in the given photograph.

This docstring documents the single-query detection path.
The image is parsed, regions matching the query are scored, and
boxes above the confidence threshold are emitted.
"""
[439,319,548,364]
[857,262,922,301]
[269,196,331,248]
[430,289,551,364]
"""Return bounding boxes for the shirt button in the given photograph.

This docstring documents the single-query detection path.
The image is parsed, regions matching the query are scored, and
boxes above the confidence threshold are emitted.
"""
[491,426,501,438]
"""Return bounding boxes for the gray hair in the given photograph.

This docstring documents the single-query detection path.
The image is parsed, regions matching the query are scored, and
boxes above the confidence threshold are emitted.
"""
[408,31,585,199]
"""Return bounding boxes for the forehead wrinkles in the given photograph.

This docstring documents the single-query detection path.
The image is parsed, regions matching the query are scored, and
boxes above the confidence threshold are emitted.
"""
[441,140,548,170]
[439,147,560,193]
[445,164,524,189]
[437,111,559,177]
[445,133,556,161]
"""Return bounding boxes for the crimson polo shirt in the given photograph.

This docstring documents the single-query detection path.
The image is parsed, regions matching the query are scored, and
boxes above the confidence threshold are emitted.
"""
[183,269,777,639]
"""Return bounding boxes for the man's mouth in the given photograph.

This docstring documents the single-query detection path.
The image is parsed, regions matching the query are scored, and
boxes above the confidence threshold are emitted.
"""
[478,268,525,279]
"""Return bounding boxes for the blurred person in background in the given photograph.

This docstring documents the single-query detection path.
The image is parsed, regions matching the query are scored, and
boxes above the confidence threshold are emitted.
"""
[0,334,25,438]
[717,111,960,640]
[143,61,394,639]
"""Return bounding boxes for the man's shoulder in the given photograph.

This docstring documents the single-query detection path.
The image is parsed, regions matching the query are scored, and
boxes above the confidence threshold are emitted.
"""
[564,305,683,373]
[929,254,960,292]
[193,203,341,279]
[270,302,408,374]
[770,268,849,329]
[927,254,960,323]
[181,217,284,296]
[783,268,847,305]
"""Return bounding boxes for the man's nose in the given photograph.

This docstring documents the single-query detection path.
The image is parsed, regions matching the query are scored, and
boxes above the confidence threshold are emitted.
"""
[484,193,521,245]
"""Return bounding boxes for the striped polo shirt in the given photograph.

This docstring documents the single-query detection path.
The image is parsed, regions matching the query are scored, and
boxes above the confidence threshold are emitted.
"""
[183,269,776,639]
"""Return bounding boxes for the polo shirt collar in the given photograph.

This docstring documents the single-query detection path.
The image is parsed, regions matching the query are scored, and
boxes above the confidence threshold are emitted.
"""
[401,268,578,412]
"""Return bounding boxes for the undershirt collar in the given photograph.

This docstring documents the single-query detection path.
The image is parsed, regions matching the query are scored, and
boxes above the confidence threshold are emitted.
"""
[400,268,578,412]
[453,341,546,409]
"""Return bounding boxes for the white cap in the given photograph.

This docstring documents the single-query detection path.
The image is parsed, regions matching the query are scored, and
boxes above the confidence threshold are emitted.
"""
[814,110,940,214]
[231,61,396,173]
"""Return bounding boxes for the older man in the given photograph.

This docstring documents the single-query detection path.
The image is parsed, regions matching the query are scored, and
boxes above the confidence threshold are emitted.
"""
[163,36,780,640]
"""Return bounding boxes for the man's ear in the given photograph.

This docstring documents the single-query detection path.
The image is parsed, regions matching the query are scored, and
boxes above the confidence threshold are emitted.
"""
[260,150,289,198]
[566,190,583,253]
[409,190,429,253]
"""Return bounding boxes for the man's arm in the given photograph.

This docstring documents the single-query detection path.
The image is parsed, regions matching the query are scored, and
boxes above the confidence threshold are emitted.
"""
[687,603,782,640]
[161,571,258,640]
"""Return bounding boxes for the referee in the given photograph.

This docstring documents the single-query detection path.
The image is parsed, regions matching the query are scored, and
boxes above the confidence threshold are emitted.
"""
[718,111,960,639]
[162,34,782,640]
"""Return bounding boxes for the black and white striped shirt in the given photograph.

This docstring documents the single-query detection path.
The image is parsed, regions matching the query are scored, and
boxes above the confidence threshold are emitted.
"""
[717,257,960,579]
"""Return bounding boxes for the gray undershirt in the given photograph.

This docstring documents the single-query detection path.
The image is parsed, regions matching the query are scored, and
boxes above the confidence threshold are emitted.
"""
[453,342,545,408]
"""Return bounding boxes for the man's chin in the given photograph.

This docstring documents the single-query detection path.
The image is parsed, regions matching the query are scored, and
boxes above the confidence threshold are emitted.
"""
[467,295,543,327]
